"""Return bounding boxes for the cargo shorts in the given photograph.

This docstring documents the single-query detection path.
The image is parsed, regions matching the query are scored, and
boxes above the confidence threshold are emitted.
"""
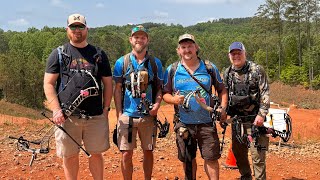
[55,115,110,158]
[116,114,157,151]
[175,122,221,162]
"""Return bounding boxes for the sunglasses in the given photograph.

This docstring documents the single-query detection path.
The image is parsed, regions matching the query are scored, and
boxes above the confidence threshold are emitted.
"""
[69,25,86,31]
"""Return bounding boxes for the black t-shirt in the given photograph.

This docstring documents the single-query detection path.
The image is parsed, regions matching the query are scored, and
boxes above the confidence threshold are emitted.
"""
[45,43,112,116]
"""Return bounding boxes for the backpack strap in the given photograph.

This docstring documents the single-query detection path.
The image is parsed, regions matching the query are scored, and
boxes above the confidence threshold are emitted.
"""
[92,46,103,76]
[93,47,102,62]
[123,53,131,75]
[167,61,180,115]
[57,44,70,90]
[168,61,179,89]
[121,53,131,112]
[145,55,158,103]
[203,59,215,95]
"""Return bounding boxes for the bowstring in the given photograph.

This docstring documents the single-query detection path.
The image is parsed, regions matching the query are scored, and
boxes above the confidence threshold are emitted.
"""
[44,70,98,114]
[20,71,88,150]
[16,70,97,153]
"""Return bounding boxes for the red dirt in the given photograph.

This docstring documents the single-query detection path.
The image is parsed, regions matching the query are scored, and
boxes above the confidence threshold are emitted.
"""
[1,104,320,179]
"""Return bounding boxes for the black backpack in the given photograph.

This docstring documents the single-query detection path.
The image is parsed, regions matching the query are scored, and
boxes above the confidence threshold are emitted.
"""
[56,43,102,90]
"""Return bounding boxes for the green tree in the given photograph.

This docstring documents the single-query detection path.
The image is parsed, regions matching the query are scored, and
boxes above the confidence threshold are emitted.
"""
[256,0,286,78]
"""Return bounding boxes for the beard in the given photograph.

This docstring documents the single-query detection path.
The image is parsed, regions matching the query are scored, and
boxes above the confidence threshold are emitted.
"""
[132,43,147,54]
[67,32,87,44]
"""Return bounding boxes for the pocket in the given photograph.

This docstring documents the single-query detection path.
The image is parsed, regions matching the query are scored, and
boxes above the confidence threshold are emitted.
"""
[231,95,251,107]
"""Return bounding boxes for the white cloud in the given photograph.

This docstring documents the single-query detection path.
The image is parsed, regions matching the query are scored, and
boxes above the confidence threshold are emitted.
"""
[96,3,104,8]
[140,10,171,23]
[197,17,218,24]
[50,0,68,8]
[8,18,30,26]
[154,10,169,18]
[51,0,62,6]
[167,0,244,4]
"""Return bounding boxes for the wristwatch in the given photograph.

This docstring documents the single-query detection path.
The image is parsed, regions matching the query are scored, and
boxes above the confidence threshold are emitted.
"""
[103,106,110,112]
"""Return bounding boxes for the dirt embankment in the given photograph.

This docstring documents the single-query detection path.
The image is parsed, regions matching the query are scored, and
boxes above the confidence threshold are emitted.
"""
[1,104,320,179]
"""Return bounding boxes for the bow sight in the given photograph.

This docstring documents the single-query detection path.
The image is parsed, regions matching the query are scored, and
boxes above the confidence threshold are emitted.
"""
[137,93,153,115]
[156,118,170,138]
[137,93,170,138]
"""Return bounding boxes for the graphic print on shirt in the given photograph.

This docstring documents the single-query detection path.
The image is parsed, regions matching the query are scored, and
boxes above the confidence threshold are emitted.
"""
[174,70,212,124]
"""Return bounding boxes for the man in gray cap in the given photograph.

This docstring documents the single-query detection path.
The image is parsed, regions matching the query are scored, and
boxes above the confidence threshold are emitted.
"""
[163,33,228,180]
[224,42,270,180]
[44,13,112,179]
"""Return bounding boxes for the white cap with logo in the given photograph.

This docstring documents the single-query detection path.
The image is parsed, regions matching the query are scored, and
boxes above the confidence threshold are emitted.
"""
[67,13,87,26]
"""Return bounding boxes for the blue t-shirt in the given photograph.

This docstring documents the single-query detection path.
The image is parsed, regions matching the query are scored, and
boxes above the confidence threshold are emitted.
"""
[113,53,163,117]
[163,60,223,124]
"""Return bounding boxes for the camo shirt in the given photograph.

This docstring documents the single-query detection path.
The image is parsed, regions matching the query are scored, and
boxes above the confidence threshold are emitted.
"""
[223,61,270,117]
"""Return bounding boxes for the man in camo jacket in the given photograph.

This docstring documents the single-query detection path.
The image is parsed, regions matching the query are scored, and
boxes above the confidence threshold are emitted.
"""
[223,42,270,180]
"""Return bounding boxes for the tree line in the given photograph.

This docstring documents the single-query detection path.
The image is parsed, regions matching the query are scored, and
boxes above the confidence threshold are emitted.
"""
[0,0,319,109]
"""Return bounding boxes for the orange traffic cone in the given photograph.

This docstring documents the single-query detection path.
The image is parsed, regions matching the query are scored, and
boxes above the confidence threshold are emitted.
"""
[222,143,238,169]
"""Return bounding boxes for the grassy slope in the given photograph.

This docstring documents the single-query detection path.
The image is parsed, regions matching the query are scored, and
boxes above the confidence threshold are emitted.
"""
[0,100,44,119]
[270,82,320,109]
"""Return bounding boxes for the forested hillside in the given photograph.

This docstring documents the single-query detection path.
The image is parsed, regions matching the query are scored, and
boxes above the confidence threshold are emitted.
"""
[0,0,319,108]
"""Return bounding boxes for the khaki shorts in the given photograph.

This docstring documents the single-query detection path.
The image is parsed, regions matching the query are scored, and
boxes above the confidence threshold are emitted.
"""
[116,115,157,151]
[55,115,110,158]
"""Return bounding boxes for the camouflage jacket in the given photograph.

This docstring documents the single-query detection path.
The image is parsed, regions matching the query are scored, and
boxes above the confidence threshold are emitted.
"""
[223,61,270,117]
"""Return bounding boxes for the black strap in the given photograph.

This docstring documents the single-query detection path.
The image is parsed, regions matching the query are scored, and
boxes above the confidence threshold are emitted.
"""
[113,125,118,146]
[128,117,133,143]
[181,63,211,94]
[185,137,193,180]
[121,53,131,112]
[145,55,158,104]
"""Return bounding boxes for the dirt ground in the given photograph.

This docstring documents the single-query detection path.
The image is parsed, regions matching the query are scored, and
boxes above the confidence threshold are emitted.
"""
[0,104,320,180]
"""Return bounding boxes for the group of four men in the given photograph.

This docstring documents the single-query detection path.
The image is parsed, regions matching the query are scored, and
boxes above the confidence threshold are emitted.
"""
[43,13,270,180]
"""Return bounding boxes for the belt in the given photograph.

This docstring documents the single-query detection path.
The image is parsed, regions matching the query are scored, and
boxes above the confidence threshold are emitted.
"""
[70,113,102,120]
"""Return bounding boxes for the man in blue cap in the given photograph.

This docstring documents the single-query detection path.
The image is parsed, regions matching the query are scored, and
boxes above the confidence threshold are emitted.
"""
[223,42,270,180]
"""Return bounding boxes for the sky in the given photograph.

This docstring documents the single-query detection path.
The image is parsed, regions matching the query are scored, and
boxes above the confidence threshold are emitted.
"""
[0,0,265,32]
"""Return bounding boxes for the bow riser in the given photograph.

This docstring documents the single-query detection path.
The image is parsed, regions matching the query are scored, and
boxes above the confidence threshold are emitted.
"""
[64,87,99,117]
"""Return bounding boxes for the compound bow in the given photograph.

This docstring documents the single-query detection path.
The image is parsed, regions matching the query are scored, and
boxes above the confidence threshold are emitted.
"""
[232,114,292,151]
[193,89,228,154]
[9,70,99,166]
[137,93,170,138]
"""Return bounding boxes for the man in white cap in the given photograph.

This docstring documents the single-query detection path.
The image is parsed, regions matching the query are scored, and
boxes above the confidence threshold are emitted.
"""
[163,33,228,180]
[43,13,113,180]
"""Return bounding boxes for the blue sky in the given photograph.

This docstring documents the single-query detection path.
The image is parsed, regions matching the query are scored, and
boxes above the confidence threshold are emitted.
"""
[0,0,265,32]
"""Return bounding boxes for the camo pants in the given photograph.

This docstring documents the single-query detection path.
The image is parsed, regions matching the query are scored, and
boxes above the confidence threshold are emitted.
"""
[232,123,269,180]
